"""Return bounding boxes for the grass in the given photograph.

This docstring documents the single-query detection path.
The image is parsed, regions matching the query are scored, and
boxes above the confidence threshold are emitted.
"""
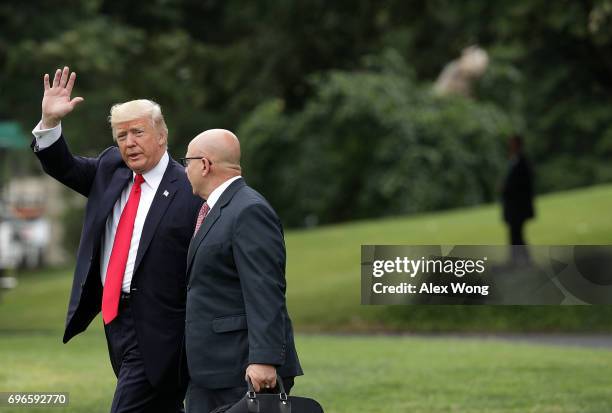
[283,184,612,330]
[1,329,612,412]
[1,184,612,412]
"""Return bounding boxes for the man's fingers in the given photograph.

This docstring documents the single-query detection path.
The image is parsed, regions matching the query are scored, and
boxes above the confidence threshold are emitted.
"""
[256,376,275,391]
[246,365,277,392]
[70,97,84,108]
[52,69,61,88]
[60,66,70,88]
[246,373,261,391]
[43,74,50,91]
[66,72,77,95]
[245,364,277,393]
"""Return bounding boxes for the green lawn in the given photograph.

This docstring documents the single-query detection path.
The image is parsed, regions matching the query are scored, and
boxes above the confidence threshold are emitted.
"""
[1,184,612,412]
[284,184,612,330]
[2,328,612,413]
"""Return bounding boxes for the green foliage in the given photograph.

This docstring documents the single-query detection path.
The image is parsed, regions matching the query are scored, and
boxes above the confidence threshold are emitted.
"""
[240,51,512,226]
[463,1,612,192]
[2,0,612,224]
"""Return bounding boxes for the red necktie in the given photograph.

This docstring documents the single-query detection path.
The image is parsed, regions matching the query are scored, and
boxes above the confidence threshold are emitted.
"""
[102,174,145,324]
[193,202,210,237]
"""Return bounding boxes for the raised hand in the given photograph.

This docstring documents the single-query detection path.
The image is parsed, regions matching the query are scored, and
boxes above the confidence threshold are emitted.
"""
[41,66,84,129]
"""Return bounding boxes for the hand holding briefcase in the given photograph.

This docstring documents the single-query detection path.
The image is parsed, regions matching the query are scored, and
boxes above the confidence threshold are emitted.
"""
[210,375,323,413]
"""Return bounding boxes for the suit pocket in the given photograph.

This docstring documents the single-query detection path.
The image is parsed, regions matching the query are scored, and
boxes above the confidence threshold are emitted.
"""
[199,241,225,252]
[212,314,247,333]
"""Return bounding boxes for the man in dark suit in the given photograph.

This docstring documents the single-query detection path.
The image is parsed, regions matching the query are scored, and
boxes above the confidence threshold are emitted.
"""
[181,129,303,413]
[502,134,535,263]
[31,67,202,412]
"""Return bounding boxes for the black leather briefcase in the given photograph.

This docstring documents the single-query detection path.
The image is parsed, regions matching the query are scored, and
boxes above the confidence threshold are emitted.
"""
[210,375,324,413]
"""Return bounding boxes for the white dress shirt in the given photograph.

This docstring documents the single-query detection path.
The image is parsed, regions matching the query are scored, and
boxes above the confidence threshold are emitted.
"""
[205,175,242,210]
[33,122,169,292]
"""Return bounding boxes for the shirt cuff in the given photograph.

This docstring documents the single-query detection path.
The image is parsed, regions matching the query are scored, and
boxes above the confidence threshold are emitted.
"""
[32,120,62,151]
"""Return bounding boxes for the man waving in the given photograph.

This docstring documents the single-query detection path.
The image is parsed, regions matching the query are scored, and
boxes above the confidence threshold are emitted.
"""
[32,67,202,412]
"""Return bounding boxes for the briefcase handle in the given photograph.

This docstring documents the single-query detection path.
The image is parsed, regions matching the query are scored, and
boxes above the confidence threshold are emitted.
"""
[246,374,289,405]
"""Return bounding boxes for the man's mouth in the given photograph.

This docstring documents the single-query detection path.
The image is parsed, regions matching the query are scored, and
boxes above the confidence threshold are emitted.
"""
[128,153,142,161]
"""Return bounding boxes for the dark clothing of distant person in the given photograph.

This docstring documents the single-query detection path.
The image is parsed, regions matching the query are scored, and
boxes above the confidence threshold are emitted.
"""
[502,153,535,248]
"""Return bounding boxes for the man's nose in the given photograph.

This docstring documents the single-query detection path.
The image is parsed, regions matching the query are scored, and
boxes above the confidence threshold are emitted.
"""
[125,133,137,146]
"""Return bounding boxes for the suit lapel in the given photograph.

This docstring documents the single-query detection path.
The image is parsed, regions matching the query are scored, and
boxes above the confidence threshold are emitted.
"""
[186,178,246,275]
[92,166,132,242]
[186,205,221,273]
[133,159,180,274]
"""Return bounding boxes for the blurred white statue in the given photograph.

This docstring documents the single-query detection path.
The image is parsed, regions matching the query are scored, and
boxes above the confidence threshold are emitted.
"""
[434,45,489,97]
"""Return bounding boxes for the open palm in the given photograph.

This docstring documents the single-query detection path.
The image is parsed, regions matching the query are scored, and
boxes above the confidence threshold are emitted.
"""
[42,66,84,128]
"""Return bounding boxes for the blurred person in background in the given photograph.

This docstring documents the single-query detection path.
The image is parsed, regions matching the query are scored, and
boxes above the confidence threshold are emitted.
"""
[31,66,202,413]
[501,134,535,264]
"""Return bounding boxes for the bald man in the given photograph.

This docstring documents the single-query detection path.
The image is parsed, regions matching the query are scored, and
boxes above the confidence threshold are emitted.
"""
[180,130,303,413]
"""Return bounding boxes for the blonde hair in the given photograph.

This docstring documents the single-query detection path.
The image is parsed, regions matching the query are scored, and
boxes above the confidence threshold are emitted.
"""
[108,99,168,141]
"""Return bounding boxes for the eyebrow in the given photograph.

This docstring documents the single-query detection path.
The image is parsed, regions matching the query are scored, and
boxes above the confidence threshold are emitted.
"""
[116,126,146,134]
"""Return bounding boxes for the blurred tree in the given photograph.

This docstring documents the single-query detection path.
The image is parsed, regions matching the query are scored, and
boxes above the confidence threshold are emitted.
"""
[1,0,611,226]
[239,51,512,226]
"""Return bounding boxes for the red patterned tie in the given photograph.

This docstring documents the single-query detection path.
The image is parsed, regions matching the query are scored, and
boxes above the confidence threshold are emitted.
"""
[193,202,210,237]
[102,174,145,324]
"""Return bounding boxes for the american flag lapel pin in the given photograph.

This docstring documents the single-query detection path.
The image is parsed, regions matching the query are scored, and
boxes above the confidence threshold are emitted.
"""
[163,190,169,197]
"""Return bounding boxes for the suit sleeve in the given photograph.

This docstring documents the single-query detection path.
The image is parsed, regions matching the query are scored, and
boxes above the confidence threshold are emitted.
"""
[233,202,288,366]
[33,135,102,198]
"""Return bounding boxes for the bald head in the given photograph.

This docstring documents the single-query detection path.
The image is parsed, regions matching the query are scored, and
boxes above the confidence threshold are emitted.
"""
[185,129,242,199]
[190,129,241,169]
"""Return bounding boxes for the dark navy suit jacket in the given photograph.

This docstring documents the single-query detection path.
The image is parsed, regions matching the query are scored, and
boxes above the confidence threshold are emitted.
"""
[33,136,202,387]
[185,178,303,389]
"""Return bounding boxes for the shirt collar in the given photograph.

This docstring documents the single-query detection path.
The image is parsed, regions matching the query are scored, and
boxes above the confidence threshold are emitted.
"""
[206,176,242,210]
[133,151,169,190]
